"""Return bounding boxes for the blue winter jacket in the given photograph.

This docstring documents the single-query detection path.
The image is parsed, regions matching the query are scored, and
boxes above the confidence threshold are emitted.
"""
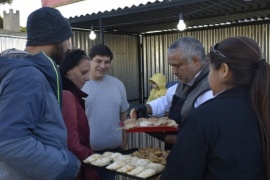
[0,49,80,180]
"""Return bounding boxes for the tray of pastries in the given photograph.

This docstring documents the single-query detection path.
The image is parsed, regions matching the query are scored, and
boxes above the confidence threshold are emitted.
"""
[121,116,178,133]
[83,147,169,180]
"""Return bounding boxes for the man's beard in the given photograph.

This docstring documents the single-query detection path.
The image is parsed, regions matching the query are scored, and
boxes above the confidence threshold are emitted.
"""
[50,43,65,65]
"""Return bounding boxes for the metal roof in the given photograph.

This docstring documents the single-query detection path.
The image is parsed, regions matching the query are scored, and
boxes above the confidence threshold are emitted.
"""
[68,0,270,35]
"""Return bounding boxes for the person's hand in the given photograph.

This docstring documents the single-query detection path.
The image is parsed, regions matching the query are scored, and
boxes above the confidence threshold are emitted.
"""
[164,135,177,144]
[128,104,147,118]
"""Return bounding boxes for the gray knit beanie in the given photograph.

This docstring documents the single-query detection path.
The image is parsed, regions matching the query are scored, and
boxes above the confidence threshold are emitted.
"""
[26,7,72,46]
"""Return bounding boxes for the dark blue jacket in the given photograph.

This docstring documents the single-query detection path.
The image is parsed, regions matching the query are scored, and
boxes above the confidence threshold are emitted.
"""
[161,86,266,180]
[0,49,80,180]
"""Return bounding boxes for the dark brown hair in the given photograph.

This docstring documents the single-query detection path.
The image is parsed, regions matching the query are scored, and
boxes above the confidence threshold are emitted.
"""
[209,36,270,179]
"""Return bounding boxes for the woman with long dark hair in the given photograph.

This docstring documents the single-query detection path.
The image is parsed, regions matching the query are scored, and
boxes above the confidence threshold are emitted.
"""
[59,49,100,180]
[157,36,270,179]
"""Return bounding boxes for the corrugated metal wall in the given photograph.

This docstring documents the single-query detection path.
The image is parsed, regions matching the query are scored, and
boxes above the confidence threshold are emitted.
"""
[0,34,26,51]
[71,30,141,109]
[142,23,270,102]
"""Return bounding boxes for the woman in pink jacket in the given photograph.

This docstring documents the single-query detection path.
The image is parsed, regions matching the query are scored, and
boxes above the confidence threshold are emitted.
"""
[60,49,100,180]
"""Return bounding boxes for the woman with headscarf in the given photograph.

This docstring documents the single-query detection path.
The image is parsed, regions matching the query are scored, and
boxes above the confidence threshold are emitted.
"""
[59,49,100,180]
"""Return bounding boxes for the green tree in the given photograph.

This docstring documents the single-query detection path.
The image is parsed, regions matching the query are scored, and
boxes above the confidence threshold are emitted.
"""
[0,0,13,4]
[20,26,26,32]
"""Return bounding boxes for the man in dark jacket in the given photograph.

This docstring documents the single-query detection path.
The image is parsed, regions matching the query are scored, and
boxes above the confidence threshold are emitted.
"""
[0,7,80,180]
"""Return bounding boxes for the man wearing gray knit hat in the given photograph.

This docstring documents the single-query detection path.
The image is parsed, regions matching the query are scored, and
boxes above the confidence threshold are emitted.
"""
[25,6,73,65]
[0,7,80,180]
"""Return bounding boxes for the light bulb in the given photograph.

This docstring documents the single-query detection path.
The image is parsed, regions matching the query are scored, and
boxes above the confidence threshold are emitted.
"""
[89,30,96,40]
[177,19,186,31]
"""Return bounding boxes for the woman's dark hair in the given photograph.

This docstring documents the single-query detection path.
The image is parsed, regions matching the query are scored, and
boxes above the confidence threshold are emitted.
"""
[89,44,113,60]
[209,36,270,179]
[59,48,89,76]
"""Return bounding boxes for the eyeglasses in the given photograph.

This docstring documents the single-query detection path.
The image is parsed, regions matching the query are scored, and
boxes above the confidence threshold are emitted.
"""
[210,43,227,58]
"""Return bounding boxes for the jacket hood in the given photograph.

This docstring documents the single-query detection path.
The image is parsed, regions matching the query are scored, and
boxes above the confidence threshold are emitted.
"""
[149,73,167,89]
[0,49,62,105]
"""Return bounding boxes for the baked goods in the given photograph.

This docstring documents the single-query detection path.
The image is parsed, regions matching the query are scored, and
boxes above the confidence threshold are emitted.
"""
[83,153,102,163]
[106,160,126,170]
[110,152,122,159]
[136,168,156,178]
[103,151,113,157]
[127,165,145,175]
[84,147,167,178]
[166,119,178,127]
[146,162,165,173]
[113,154,132,161]
[124,117,178,130]
[91,156,112,167]
[116,164,134,173]
[129,108,137,119]
[123,118,138,130]
[132,147,169,165]
[139,120,154,127]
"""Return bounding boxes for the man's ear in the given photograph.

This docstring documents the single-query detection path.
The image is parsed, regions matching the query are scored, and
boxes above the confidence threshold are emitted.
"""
[191,56,200,66]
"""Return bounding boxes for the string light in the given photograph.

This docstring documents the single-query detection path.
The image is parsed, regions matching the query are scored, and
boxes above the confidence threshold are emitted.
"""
[177,13,186,31]
[89,25,96,40]
[176,1,231,31]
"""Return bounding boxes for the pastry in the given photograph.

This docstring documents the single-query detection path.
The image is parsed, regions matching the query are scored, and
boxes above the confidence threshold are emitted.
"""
[116,164,134,173]
[83,153,101,163]
[127,166,144,175]
[110,152,122,158]
[124,118,138,129]
[136,168,156,178]
[154,118,168,126]
[91,156,112,167]
[103,151,113,157]
[106,160,126,170]
[139,120,153,127]
[146,162,165,173]
[113,154,132,162]
[166,119,178,127]
[133,158,150,166]
[129,108,137,119]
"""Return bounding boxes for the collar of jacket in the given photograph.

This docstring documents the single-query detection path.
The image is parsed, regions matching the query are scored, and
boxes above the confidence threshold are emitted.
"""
[62,76,88,100]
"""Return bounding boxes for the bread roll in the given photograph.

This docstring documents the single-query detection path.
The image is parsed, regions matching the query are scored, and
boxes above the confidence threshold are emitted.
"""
[83,153,102,163]
[130,108,137,119]
[127,166,144,175]
[146,162,165,173]
[139,120,153,127]
[116,164,134,173]
[103,151,113,157]
[124,118,138,130]
[91,156,112,167]
[106,160,126,170]
[136,168,156,178]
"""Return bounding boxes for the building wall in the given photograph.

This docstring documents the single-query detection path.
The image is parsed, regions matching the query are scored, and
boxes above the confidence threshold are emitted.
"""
[0,34,26,51]
[3,9,20,32]
[142,22,270,102]
[71,30,141,108]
